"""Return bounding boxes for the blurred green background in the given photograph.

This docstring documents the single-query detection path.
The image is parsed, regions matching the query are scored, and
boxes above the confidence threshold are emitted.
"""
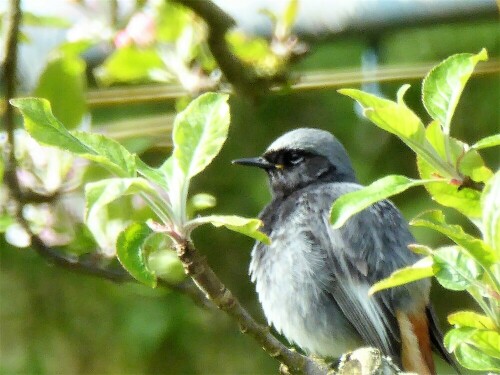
[1,3,499,374]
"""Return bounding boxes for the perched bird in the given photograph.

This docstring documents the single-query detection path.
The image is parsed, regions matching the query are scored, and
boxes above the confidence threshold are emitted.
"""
[233,128,459,375]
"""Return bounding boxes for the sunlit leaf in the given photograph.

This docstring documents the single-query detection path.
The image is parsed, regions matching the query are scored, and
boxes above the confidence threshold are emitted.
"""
[187,193,216,218]
[330,175,434,228]
[172,92,230,179]
[10,98,136,177]
[186,215,270,244]
[85,178,151,223]
[72,131,136,177]
[116,222,156,287]
[156,1,190,42]
[135,157,168,190]
[472,134,500,150]
[34,54,87,129]
[84,178,152,250]
[445,327,500,372]
[339,87,454,179]
[411,211,497,268]
[22,12,70,27]
[422,49,488,135]
[283,0,298,31]
[417,155,482,218]
[432,246,483,290]
[448,311,496,330]
[369,256,433,295]
[482,170,500,253]
[147,249,185,284]
[95,46,164,85]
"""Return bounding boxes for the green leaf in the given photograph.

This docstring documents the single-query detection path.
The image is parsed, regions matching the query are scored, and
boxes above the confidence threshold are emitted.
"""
[417,154,482,218]
[186,215,270,244]
[135,157,169,190]
[482,170,500,253]
[338,87,454,179]
[432,246,483,291]
[156,1,190,42]
[330,175,434,228]
[10,98,136,177]
[147,249,185,284]
[95,46,164,85]
[283,0,298,30]
[34,54,87,129]
[72,131,136,177]
[85,178,152,249]
[448,311,496,330]
[22,12,70,27]
[116,222,156,287]
[422,49,488,135]
[411,210,497,268]
[472,134,500,150]
[369,256,433,295]
[85,178,151,223]
[172,92,230,179]
[187,193,216,218]
[445,327,500,372]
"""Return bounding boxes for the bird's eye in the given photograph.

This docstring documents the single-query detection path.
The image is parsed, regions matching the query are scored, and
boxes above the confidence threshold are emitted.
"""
[287,151,304,166]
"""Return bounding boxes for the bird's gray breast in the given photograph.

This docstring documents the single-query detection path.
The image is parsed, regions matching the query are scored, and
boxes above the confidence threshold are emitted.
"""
[249,186,362,357]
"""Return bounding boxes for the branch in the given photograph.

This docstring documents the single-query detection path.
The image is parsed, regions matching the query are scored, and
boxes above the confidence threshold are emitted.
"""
[172,0,273,100]
[174,239,329,375]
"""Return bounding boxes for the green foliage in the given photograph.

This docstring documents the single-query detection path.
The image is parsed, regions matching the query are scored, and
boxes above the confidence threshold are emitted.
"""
[34,54,87,129]
[330,175,435,228]
[337,49,500,372]
[11,93,269,287]
[116,222,156,287]
[95,46,165,86]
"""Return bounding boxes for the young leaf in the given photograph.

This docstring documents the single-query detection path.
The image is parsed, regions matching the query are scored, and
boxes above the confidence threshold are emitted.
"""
[445,327,500,372]
[330,175,435,228]
[10,98,90,154]
[116,222,156,287]
[172,92,230,179]
[411,211,498,268]
[369,256,433,295]
[422,49,488,135]
[338,87,454,179]
[417,155,482,218]
[85,178,152,224]
[72,131,136,177]
[186,215,270,244]
[472,134,500,150]
[10,98,136,177]
[482,170,500,253]
[448,311,496,330]
[135,157,169,190]
[432,246,483,291]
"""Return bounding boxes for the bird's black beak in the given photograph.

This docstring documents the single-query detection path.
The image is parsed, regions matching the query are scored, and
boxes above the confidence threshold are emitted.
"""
[232,157,275,170]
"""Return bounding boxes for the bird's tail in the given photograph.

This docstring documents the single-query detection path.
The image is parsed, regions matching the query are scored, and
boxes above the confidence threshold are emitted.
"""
[426,306,462,375]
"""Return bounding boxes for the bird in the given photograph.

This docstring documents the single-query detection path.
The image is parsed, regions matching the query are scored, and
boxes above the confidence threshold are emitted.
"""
[232,128,459,375]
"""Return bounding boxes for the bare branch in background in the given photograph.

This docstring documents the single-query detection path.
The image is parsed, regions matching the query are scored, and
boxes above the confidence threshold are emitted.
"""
[172,0,276,100]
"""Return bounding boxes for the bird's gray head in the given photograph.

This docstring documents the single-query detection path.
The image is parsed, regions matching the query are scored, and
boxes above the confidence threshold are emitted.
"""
[233,128,357,197]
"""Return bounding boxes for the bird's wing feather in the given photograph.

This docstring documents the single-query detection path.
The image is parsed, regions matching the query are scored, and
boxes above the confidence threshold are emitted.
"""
[302,186,428,363]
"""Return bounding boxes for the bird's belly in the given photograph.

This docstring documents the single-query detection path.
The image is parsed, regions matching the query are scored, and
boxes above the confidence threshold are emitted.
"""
[252,243,363,358]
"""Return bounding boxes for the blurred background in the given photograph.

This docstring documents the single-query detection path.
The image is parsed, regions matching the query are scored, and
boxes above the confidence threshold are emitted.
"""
[1,0,499,374]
